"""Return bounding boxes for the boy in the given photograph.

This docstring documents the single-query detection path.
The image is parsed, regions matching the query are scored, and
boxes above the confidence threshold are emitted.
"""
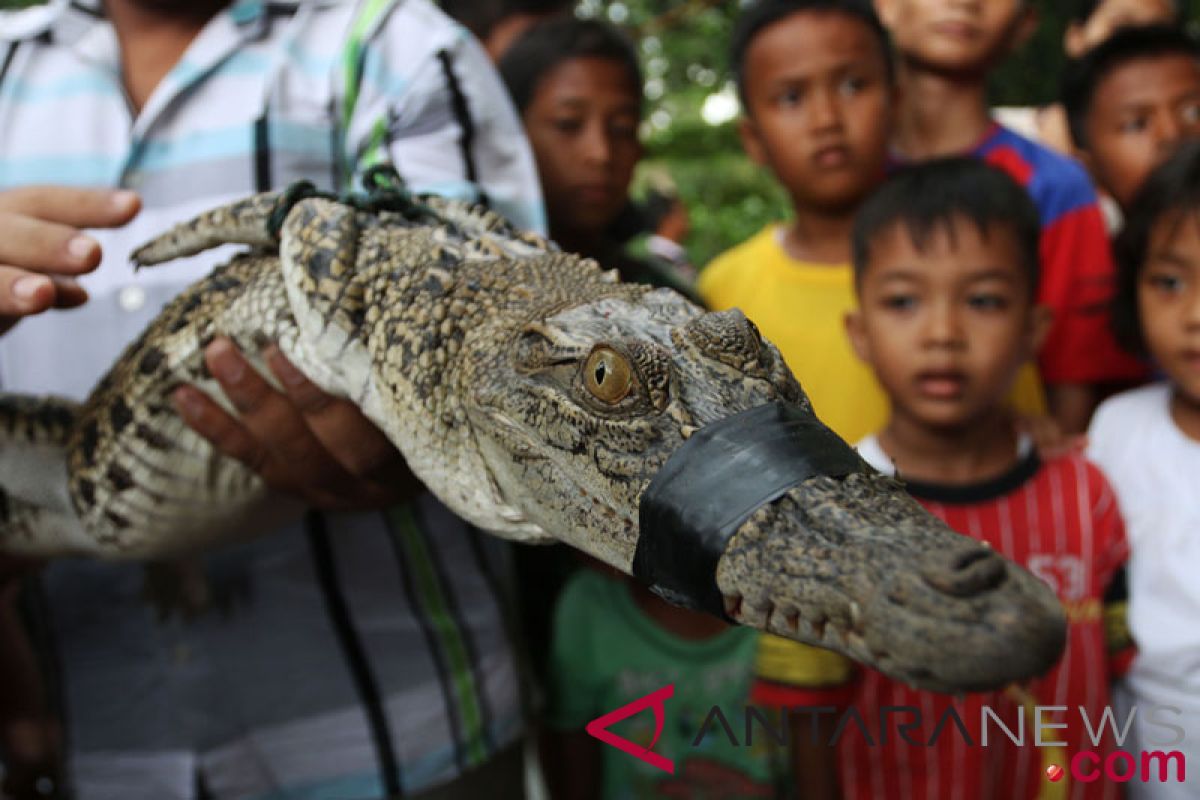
[499,17,699,300]
[826,158,1132,800]
[543,568,782,799]
[994,0,1180,155]
[876,0,1146,432]
[699,0,900,446]
[1062,24,1200,212]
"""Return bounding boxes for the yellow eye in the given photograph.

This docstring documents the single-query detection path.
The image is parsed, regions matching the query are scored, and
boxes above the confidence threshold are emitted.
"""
[583,347,633,404]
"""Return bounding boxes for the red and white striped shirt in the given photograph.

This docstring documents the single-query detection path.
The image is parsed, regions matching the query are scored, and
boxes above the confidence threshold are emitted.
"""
[828,438,1131,800]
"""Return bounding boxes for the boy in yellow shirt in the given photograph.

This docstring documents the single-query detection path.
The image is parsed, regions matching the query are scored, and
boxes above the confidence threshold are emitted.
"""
[700,0,896,446]
[699,3,898,795]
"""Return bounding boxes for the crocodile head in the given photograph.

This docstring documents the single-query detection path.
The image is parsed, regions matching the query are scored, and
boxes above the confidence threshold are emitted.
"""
[468,288,1065,694]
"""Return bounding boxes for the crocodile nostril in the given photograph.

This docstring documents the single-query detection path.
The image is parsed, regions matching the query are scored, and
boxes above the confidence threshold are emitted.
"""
[952,548,993,572]
[922,547,1006,597]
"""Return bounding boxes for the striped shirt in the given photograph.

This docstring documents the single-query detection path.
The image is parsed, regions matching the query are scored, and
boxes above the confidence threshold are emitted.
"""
[0,1,542,798]
[829,437,1131,800]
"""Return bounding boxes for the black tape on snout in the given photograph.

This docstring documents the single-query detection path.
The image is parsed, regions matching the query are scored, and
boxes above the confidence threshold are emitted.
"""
[633,401,868,618]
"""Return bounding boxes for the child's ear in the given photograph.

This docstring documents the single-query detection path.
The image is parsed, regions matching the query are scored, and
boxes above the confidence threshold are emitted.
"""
[1027,303,1054,356]
[738,116,768,166]
[845,308,873,365]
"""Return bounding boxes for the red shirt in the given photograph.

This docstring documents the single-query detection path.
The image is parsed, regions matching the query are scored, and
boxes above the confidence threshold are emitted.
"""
[820,445,1132,800]
[973,125,1146,385]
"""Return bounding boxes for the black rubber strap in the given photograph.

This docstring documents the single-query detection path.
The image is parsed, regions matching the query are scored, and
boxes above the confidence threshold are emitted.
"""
[633,401,868,617]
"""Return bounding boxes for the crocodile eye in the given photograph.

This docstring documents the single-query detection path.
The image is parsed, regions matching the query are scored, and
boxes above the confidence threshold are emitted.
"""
[583,347,633,404]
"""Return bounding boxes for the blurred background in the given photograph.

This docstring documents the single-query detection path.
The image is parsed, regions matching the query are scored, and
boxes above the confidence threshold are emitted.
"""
[3,0,1198,266]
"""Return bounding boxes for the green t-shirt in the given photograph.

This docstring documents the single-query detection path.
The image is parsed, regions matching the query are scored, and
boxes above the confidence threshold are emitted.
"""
[548,570,783,799]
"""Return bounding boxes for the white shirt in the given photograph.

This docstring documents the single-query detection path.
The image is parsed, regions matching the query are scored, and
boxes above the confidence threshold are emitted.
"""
[1089,383,1200,710]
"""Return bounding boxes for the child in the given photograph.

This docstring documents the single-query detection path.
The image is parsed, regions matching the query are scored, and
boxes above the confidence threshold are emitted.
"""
[829,158,1134,799]
[994,0,1180,156]
[876,0,1147,432]
[1062,24,1200,213]
[498,17,697,300]
[1088,142,1200,799]
[543,568,784,799]
[700,0,904,446]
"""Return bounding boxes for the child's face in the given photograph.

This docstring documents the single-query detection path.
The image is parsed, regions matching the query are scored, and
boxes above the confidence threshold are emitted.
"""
[1064,0,1177,59]
[738,11,892,215]
[847,219,1047,431]
[522,56,642,242]
[1138,211,1200,405]
[875,0,1036,75]
[1081,54,1200,210]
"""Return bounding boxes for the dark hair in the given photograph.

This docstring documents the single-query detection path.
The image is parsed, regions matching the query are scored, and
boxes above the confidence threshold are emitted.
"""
[1061,24,1200,149]
[498,17,643,115]
[440,0,572,40]
[729,0,893,109]
[852,158,1042,290]
[1070,0,1181,25]
[1112,139,1200,356]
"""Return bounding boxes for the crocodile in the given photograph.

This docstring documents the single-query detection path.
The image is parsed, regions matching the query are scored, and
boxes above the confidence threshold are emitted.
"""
[0,175,1066,694]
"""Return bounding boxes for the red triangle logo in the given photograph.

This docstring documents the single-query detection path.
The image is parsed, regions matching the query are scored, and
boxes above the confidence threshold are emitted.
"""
[585,683,676,774]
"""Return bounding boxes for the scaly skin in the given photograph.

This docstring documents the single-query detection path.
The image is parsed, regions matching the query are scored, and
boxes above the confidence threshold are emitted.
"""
[0,188,1066,692]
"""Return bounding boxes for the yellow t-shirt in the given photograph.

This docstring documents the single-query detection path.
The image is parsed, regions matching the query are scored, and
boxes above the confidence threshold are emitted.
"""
[701,225,1048,692]
[699,225,1046,445]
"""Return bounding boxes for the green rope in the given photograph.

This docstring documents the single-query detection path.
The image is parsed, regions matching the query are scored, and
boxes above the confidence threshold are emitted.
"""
[266,165,442,240]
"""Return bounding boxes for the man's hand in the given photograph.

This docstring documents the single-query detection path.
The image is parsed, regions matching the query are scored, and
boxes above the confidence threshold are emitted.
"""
[0,187,141,335]
[173,337,421,511]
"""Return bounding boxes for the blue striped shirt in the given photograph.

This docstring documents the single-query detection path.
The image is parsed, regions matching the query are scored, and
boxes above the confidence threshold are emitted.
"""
[0,1,542,797]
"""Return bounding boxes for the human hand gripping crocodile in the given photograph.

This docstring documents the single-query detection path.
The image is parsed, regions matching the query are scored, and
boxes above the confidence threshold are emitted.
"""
[0,185,412,514]
[0,174,1070,694]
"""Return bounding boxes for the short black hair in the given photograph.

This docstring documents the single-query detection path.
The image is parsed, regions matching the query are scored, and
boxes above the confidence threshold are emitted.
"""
[1112,139,1200,356]
[498,17,643,115]
[1062,24,1200,149]
[440,0,572,40]
[729,0,893,110]
[1070,0,1181,25]
[852,158,1042,290]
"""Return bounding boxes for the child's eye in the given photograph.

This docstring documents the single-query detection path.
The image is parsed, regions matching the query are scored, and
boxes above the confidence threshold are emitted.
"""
[1147,273,1185,293]
[881,294,917,311]
[607,118,640,140]
[552,118,584,134]
[839,76,869,97]
[776,86,802,108]
[1180,102,1200,127]
[966,294,1009,311]
[1119,115,1149,134]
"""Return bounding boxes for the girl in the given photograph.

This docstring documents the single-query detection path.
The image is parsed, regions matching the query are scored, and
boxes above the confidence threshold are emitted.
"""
[1089,139,1200,799]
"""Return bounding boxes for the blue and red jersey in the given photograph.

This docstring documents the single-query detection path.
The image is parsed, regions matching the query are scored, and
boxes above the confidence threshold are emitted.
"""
[973,124,1145,385]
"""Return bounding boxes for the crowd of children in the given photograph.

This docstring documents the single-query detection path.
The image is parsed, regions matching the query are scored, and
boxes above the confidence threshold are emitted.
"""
[492,0,1200,798]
